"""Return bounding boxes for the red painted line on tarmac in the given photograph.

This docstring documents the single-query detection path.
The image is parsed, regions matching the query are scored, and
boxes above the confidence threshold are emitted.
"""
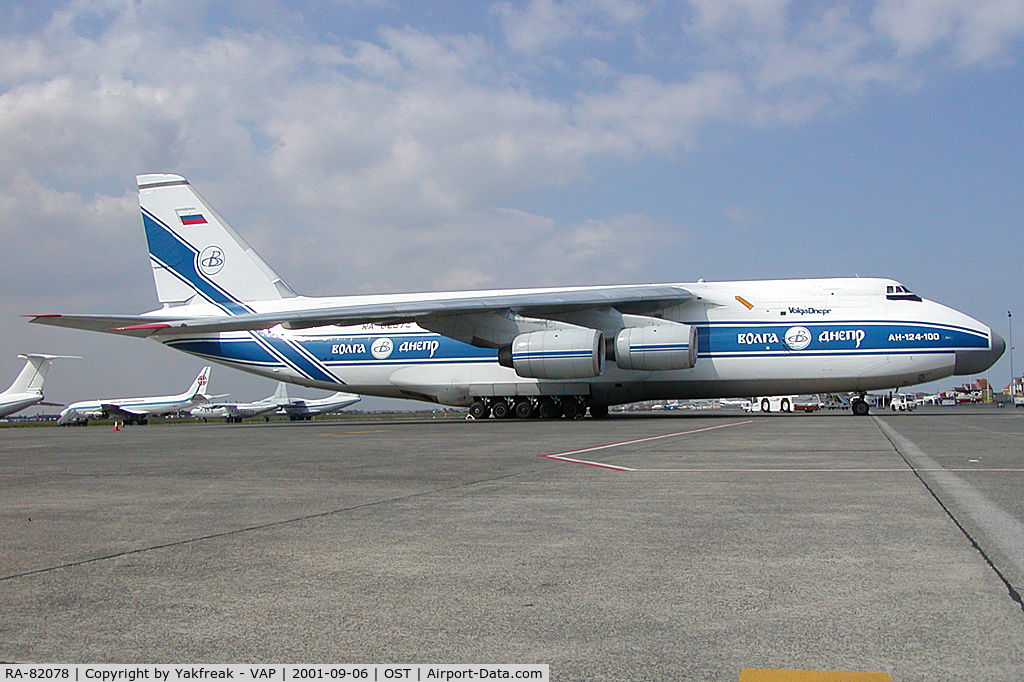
[539,421,752,471]
[539,420,1024,473]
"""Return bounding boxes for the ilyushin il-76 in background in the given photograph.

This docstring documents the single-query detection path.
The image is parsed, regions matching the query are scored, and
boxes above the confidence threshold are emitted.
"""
[0,354,76,419]
[30,174,1004,419]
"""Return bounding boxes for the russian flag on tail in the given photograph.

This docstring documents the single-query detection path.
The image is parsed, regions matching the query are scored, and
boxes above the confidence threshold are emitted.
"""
[176,208,208,225]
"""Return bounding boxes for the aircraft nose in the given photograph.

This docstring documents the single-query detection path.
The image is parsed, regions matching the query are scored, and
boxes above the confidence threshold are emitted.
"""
[954,331,1005,376]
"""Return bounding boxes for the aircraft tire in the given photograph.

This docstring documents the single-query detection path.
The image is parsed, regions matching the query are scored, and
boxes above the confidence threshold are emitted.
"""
[561,397,584,420]
[469,401,490,420]
[852,400,870,416]
[589,404,609,419]
[514,399,536,419]
[537,398,560,419]
[491,400,512,420]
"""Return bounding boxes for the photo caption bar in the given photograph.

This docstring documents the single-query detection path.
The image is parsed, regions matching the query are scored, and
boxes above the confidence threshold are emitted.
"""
[0,665,549,682]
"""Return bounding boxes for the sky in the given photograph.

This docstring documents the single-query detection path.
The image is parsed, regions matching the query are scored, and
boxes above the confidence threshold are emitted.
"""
[1,0,1023,412]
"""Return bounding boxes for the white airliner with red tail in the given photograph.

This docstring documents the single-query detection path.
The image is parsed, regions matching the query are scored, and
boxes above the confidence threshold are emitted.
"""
[31,174,1004,419]
[57,366,213,425]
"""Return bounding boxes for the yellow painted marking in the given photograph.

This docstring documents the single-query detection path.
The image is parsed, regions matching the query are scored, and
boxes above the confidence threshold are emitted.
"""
[735,295,754,310]
[739,670,891,682]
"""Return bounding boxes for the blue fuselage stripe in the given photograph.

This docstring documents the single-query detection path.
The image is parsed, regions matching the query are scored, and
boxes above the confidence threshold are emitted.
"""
[163,319,986,378]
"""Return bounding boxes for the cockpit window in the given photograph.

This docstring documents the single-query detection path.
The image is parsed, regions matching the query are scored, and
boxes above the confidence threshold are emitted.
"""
[887,284,922,302]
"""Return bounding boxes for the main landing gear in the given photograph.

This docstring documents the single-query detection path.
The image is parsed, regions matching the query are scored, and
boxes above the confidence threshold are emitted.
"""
[467,396,607,420]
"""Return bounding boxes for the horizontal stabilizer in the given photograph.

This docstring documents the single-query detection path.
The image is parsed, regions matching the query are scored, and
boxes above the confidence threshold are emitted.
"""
[27,314,187,337]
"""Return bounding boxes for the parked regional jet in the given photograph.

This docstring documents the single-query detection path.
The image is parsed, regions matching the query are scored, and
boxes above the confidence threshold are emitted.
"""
[57,366,213,425]
[0,354,77,418]
[32,174,1005,419]
[275,383,361,421]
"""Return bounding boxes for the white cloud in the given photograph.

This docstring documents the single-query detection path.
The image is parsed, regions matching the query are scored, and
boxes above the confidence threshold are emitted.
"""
[1,0,1022,304]
[575,70,747,153]
[872,0,1024,66]
[494,0,647,53]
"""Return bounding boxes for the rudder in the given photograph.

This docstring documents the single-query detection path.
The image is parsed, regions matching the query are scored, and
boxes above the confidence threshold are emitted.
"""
[184,366,213,399]
[6,354,68,395]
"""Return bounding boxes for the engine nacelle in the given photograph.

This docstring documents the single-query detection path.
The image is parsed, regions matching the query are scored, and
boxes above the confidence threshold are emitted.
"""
[615,323,697,371]
[498,329,605,379]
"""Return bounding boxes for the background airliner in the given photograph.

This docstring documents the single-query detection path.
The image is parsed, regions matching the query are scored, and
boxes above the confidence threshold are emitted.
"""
[0,354,76,418]
[57,366,213,425]
[32,174,1004,419]
[189,381,359,422]
[275,384,361,421]
[189,386,281,422]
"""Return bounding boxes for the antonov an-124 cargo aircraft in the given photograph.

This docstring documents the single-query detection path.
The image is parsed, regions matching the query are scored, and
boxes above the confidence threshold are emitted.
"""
[31,174,1004,419]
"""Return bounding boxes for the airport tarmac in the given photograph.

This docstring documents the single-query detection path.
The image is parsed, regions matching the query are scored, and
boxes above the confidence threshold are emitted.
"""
[2,407,1024,680]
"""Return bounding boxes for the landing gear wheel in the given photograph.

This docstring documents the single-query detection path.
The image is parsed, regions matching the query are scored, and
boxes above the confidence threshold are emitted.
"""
[537,398,560,419]
[561,398,584,420]
[852,400,870,416]
[468,400,490,420]
[589,404,609,419]
[514,399,536,419]
[491,400,512,420]
[761,398,771,413]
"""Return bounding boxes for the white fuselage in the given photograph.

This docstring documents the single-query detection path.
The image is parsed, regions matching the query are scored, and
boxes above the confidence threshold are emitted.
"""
[0,393,44,418]
[190,401,278,420]
[58,394,203,424]
[155,277,998,408]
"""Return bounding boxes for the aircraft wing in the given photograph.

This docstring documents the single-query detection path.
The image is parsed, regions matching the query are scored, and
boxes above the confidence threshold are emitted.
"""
[101,404,147,418]
[196,401,237,410]
[29,285,693,338]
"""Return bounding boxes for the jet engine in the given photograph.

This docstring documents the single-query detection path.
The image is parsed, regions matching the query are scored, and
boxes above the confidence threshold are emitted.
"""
[614,323,697,371]
[498,329,605,379]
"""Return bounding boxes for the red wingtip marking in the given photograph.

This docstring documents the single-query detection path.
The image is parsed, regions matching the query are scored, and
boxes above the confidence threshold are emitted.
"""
[109,323,173,331]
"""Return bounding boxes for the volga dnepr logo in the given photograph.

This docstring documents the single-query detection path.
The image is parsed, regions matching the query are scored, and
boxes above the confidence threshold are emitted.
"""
[371,337,394,360]
[784,326,812,351]
[198,245,225,276]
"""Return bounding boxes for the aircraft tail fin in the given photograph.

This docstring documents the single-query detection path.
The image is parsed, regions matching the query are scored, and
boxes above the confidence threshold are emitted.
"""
[184,366,213,399]
[5,354,76,395]
[273,382,290,404]
[138,174,297,312]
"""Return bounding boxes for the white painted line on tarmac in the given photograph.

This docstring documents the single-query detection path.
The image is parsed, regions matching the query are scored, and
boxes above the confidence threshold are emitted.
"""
[875,416,1024,581]
[541,418,1024,475]
[540,421,752,470]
